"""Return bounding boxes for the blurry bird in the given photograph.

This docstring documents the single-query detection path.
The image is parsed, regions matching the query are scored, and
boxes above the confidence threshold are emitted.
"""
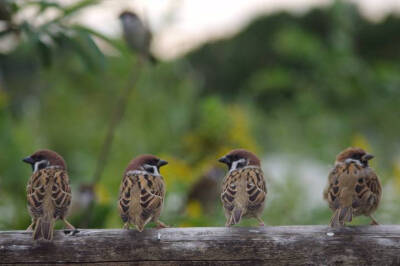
[219,149,267,226]
[324,147,382,227]
[185,166,225,215]
[70,183,96,215]
[23,149,75,240]
[118,154,168,231]
[119,11,157,64]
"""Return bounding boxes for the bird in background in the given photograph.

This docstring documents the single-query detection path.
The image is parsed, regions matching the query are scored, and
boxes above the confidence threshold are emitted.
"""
[324,147,382,227]
[219,149,267,227]
[119,10,158,64]
[23,149,75,240]
[118,154,168,231]
[185,166,225,215]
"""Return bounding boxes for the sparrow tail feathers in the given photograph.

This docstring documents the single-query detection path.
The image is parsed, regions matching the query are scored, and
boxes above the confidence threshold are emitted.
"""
[230,207,243,226]
[33,217,55,240]
[330,207,353,227]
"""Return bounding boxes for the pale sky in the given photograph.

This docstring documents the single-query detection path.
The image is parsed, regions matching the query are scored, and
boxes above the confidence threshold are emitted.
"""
[15,0,400,60]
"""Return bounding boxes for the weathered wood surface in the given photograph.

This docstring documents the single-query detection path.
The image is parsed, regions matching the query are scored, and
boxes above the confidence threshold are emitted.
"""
[1,226,400,265]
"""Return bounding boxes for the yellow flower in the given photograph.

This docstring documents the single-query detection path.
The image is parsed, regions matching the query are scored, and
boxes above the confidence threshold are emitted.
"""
[351,134,375,167]
[393,161,400,191]
[95,183,111,204]
[159,156,193,188]
[351,134,372,152]
[186,200,203,219]
[228,105,258,153]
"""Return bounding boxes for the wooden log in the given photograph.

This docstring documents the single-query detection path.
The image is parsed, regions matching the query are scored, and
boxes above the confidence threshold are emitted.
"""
[1,226,400,265]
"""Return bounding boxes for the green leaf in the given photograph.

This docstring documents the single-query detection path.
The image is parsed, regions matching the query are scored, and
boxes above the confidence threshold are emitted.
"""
[20,0,62,13]
[78,31,105,69]
[72,25,123,51]
[62,0,100,17]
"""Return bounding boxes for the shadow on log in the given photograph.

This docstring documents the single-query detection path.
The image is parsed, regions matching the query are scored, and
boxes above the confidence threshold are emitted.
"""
[1,226,400,265]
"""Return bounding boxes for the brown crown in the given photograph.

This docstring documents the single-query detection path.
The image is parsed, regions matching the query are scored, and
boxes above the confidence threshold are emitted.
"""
[225,149,261,167]
[124,154,161,174]
[336,147,367,162]
[29,149,67,170]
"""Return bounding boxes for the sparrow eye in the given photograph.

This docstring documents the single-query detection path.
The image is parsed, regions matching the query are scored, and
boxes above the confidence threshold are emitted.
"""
[144,165,155,174]
[352,154,362,160]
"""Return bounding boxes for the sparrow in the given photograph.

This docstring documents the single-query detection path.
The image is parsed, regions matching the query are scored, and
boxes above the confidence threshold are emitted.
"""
[23,149,75,240]
[323,147,382,227]
[119,11,157,64]
[118,154,168,231]
[218,149,267,226]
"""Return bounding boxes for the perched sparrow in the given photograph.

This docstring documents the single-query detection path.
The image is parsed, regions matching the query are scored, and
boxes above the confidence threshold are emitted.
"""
[219,149,267,226]
[119,11,157,64]
[118,154,168,231]
[324,147,382,227]
[23,149,75,240]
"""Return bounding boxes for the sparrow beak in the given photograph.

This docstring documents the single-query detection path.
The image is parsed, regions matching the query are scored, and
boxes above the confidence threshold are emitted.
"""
[157,160,168,168]
[362,154,374,161]
[218,156,230,165]
[22,156,34,164]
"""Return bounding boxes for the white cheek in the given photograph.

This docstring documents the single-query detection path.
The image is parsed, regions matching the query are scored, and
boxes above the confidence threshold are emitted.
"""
[230,158,246,171]
[344,158,362,167]
[152,166,160,176]
[33,160,48,173]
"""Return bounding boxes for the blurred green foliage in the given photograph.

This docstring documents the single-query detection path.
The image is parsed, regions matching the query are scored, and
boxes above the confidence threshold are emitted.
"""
[1,1,400,230]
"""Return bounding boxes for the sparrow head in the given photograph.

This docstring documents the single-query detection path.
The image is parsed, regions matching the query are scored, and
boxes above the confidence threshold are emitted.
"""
[119,10,139,22]
[22,149,67,172]
[125,154,168,176]
[218,149,261,171]
[336,147,374,167]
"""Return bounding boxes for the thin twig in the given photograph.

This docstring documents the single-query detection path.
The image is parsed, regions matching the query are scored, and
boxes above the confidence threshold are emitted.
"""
[81,60,142,227]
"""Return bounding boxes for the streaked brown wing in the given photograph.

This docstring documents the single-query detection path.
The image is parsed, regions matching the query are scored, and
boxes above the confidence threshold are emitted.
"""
[353,168,382,213]
[221,170,239,212]
[51,169,71,219]
[118,174,135,223]
[27,170,47,217]
[324,164,342,210]
[136,173,165,221]
[243,167,266,211]
[27,168,70,219]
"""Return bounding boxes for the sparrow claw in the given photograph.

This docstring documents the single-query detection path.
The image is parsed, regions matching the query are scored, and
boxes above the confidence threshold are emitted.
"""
[63,228,79,236]
[26,222,35,231]
[256,217,265,227]
[156,221,169,229]
[369,216,379,225]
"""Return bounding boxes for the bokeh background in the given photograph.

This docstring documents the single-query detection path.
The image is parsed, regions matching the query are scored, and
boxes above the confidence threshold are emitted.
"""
[1,0,400,230]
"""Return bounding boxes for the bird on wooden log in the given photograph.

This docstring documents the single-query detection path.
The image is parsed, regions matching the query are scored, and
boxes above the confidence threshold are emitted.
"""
[219,149,267,226]
[118,154,168,231]
[23,149,75,240]
[324,147,382,227]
